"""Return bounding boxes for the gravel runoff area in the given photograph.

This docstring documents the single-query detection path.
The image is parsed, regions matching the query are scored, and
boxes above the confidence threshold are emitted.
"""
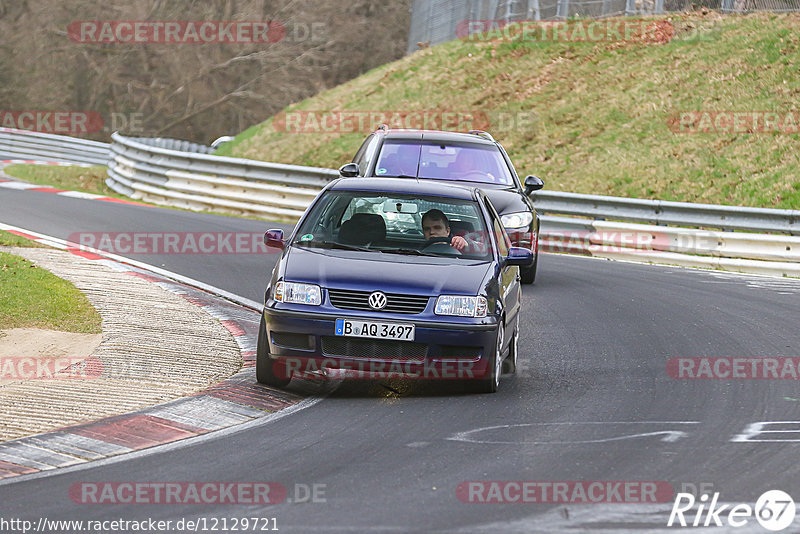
[0,246,242,441]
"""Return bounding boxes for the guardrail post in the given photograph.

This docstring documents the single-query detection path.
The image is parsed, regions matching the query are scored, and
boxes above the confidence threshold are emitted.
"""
[556,0,570,18]
[528,0,540,20]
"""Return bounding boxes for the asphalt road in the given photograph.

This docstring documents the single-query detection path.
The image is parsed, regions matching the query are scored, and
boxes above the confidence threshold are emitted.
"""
[2,187,800,533]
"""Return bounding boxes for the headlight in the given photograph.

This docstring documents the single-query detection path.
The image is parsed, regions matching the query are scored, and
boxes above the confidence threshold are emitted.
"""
[501,211,533,229]
[435,296,487,317]
[274,281,322,306]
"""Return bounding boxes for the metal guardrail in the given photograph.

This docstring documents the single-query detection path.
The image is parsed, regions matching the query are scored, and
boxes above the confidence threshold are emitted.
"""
[104,132,800,235]
[1,128,797,276]
[538,219,800,277]
[126,136,216,155]
[0,127,109,166]
[105,132,338,220]
[532,190,800,236]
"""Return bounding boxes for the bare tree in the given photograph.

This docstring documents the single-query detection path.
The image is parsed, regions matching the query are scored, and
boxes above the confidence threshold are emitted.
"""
[0,0,412,142]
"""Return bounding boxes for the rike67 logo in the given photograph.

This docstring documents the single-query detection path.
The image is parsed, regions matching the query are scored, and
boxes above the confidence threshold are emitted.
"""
[668,490,796,531]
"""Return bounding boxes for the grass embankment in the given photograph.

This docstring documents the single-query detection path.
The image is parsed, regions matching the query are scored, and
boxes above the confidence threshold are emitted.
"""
[217,12,800,210]
[3,164,118,198]
[0,231,101,333]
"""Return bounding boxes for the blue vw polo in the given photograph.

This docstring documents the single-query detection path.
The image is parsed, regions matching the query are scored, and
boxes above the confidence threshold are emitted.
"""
[257,178,533,393]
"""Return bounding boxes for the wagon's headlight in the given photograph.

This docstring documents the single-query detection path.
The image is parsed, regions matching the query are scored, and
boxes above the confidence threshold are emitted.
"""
[435,296,487,317]
[501,211,533,229]
[274,281,322,306]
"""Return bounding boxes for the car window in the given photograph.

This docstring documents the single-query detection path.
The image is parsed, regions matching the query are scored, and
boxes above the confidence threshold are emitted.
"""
[359,135,381,176]
[374,142,421,178]
[352,134,381,176]
[374,141,513,185]
[352,134,373,166]
[293,191,492,260]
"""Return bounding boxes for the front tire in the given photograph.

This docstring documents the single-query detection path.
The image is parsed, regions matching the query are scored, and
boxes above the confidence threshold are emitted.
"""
[256,314,291,388]
[470,327,503,394]
[502,326,519,375]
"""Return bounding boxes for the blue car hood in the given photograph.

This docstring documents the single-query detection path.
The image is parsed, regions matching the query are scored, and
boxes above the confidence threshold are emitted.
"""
[284,247,492,296]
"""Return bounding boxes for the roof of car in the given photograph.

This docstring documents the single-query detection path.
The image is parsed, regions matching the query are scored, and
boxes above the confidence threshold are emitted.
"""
[380,129,497,146]
[328,177,479,201]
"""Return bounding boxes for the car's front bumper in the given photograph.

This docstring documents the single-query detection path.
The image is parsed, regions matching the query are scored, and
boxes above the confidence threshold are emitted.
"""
[263,306,498,380]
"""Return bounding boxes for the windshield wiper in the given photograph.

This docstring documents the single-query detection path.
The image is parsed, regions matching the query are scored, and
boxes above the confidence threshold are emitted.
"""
[380,248,440,257]
[295,240,373,252]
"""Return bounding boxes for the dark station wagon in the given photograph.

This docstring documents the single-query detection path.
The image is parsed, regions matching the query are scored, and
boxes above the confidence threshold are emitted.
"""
[339,127,544,283]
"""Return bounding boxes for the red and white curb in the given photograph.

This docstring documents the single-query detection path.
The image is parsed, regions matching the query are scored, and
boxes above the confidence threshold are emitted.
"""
[0,223,322,482]
[0,174,149,207]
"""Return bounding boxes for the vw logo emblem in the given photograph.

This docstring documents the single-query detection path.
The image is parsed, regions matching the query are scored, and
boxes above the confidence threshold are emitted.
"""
[368,291,387,310]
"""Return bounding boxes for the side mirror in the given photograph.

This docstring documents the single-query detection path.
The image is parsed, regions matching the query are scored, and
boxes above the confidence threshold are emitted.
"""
[505,246,534,267]
[264,229,285,250]
[523,175,545,195]
[339,163,360,178]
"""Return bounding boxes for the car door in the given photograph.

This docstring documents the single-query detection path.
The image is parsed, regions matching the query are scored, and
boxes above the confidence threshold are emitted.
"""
[484,198,521,333]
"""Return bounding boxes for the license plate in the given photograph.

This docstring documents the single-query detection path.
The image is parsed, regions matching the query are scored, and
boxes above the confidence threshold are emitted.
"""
[335,319,415,341]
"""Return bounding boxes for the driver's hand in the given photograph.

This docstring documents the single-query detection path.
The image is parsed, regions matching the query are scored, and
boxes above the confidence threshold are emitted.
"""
[450,235,468,251]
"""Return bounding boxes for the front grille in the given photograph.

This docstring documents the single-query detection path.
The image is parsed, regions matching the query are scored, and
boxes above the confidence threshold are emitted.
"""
[321,336,428,362]
[440,346,482,359]
[328,289,429,314]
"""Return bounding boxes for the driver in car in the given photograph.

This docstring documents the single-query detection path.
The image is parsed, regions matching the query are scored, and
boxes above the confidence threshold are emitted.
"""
[421,209,471,252]
[450,149,497,182]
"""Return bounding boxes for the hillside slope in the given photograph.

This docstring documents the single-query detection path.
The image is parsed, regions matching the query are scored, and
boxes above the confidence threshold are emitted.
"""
[218,12,800,209]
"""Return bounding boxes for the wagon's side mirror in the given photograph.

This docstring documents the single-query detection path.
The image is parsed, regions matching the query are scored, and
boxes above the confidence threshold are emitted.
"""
[524,175,545,195]
[264,229,285,250]
[339,163,360,177]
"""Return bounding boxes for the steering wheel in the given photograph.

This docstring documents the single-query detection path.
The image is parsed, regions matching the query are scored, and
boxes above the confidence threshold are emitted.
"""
[422,236,461,255]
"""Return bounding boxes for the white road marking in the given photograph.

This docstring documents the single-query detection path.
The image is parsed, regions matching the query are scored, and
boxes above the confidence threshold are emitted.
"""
[731,421,800,442]
[447,421,700,445]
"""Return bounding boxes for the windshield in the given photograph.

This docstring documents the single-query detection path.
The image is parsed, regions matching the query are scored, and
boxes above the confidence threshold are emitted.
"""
[293,191,493,260]
[373,141,515,186]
